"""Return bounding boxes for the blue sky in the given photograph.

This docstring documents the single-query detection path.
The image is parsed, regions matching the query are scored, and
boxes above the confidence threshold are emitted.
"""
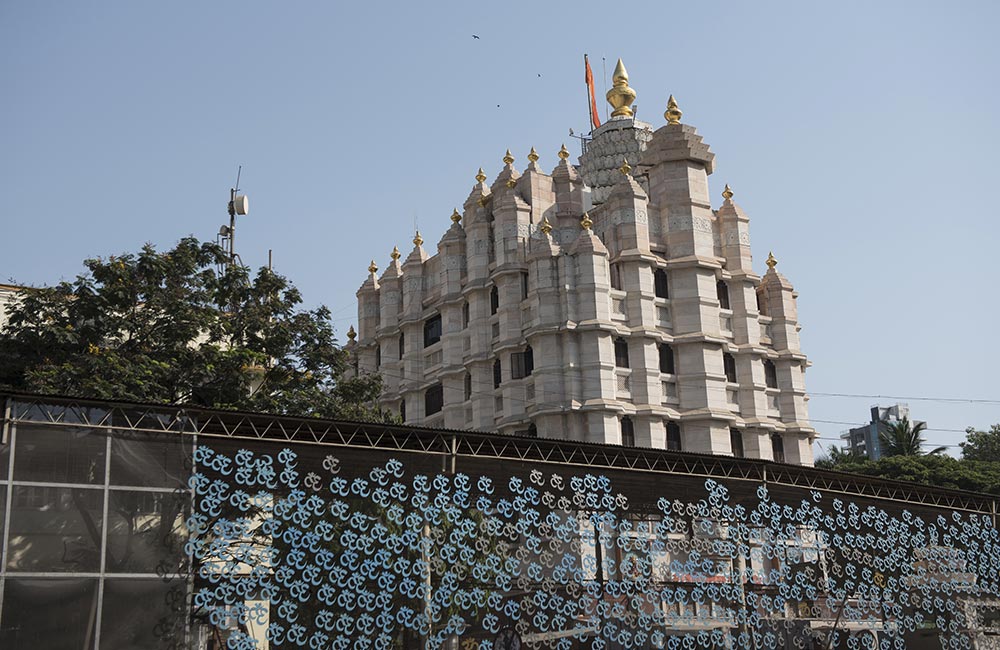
[2,1,998,454]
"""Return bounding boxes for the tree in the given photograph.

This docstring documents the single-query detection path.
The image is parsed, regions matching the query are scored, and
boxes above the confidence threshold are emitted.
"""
[878,417,947,457]
[0,237,390,421]
[961,424,1000,462]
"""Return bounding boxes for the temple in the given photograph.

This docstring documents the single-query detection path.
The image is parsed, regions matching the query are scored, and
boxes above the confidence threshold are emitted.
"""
[351,59,815,465]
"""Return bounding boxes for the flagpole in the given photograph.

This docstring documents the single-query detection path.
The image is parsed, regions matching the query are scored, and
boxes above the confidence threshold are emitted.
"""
[585,54,595,135]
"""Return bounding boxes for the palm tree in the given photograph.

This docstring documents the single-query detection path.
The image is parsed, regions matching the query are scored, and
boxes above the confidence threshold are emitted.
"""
[878,417,947,457]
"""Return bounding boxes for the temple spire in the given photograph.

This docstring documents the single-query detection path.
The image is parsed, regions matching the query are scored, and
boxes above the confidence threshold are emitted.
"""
[665,94,683,125]
[606,58,636,118]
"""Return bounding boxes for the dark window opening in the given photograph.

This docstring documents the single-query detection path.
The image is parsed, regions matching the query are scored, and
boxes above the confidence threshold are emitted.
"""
[614,337,630,368]
[764,359,778,388]
[425,384,443,416]
[521,272,529,300]
[464,373,472,401]
[730,429,744,458]
[493,359,502,389]
[527,423,538,438]
[621,417,635,447]
[511,346,535,380]
[724,352,737,383]
[400,399,406,423]
[462,301,470,328]
[666,422,682,451]
[756,289,767,316]
[771,433,785,463]
[610,263,623,291]
[659,343,675,374]
[423,314,442,347]
[717,280,731,310]
[398,332,405,360]
[654,268,669,299]
[375,345,381,369]
[490,285,499,315]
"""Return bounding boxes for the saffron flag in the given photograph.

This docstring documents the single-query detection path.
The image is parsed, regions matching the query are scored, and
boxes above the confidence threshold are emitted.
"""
[585,54,601,131]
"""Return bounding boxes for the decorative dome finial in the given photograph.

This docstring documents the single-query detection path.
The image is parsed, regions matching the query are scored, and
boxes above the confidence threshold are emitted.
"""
[606,58,636,118]
[558,144,570,160]
[665,94,683,125]
[527,147,539,163]
[619,157,632,176]
[475,167,487,183]
[368,259,378,274]
[347,325,357,341]
[539,217,552,235]
[503,149,514,165]
[450,208,462,224]
[766,251,778,269]
[413,231,423,247]
[390,245,401,261]
[722,184,734,200]
[581,212,593,230]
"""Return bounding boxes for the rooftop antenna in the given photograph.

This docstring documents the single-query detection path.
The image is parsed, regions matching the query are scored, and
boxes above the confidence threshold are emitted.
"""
[220,165,249,268]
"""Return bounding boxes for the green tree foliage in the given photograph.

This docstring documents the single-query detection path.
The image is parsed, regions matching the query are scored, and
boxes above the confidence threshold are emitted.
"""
[878,416,947,457]
[961,424,1000,462]
[818,453,1000,496]
[0,237,390,420]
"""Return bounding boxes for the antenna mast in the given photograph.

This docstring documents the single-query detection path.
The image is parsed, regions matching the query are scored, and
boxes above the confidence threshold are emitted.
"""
[220,166,249,268]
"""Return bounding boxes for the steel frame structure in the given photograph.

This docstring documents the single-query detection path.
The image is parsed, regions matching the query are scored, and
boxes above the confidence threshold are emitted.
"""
[2,391,996,515]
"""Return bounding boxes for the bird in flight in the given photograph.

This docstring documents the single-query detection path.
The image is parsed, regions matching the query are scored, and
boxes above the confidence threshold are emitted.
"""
[472,34,480,39]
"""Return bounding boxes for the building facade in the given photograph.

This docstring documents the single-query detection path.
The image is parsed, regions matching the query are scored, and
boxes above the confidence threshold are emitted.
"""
[352,60,815,465]
[842,403,923,460]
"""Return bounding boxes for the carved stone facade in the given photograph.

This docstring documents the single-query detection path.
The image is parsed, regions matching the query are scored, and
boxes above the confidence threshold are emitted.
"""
[353,98,815,465]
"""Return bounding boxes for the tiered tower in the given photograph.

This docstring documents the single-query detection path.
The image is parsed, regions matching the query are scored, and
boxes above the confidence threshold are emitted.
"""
[351,60,815,465]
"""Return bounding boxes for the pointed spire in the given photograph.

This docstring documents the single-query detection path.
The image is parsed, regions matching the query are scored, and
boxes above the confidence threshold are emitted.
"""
[766,251,778,269]
[665,94,683,125]
[527,147,539,163]
[722,184,734,201]
[390,245,401,261]
[539,217,553,235]
[581,212,593,230]
[619,157,632,176]
[606,58,637,118]
[475,167,487,183]
[558,144,570,160]
[450,208,462,224]
[368,259,378,274]
[503,149,514,165]
[347,325,357,341]
[413,231,424,247]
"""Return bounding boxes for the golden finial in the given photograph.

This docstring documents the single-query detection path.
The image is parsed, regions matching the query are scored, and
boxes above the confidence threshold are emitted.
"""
[558,144,570,160]
[539,217,552,235]
[581,212,593,230]
[475,167,487,183]
[665,94,683,125]
[506,178,517,189]
[347,325,357,341]
[527,147,539,163]
[722,184,734,200]
[413,231,423,247]
[619,157,632,176]
[368,259,378,274]
[766,251,778,269]
[450,208,462,224]
[390,245,401,261]
[605,58,637,118]
[503,149,514,165]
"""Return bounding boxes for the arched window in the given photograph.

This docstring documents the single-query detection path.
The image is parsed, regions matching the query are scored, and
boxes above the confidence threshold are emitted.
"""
[464,373,472,401]
[521,272,529,300]
[730,428,744,458]
[400,398,406,423]
[490,285,499,315]
[723,352,737,383]
[375,345,381,369]
[462,301,470,328]
[654,268,669,299]
[659,343,675,374]
[771,433,785,463]
[666,421,682,451]
[717,280,731,310]
[610,263,623,291]
[493,359,502,389]
[764,359,778,388]
[398,332,405,360]
[614,337,630,368]
[527,423,538,438]
[425,384,443,416]
[621,417,636,447]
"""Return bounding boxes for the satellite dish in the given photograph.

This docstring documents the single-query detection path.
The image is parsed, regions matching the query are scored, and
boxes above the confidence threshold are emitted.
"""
[232,194,249,216]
